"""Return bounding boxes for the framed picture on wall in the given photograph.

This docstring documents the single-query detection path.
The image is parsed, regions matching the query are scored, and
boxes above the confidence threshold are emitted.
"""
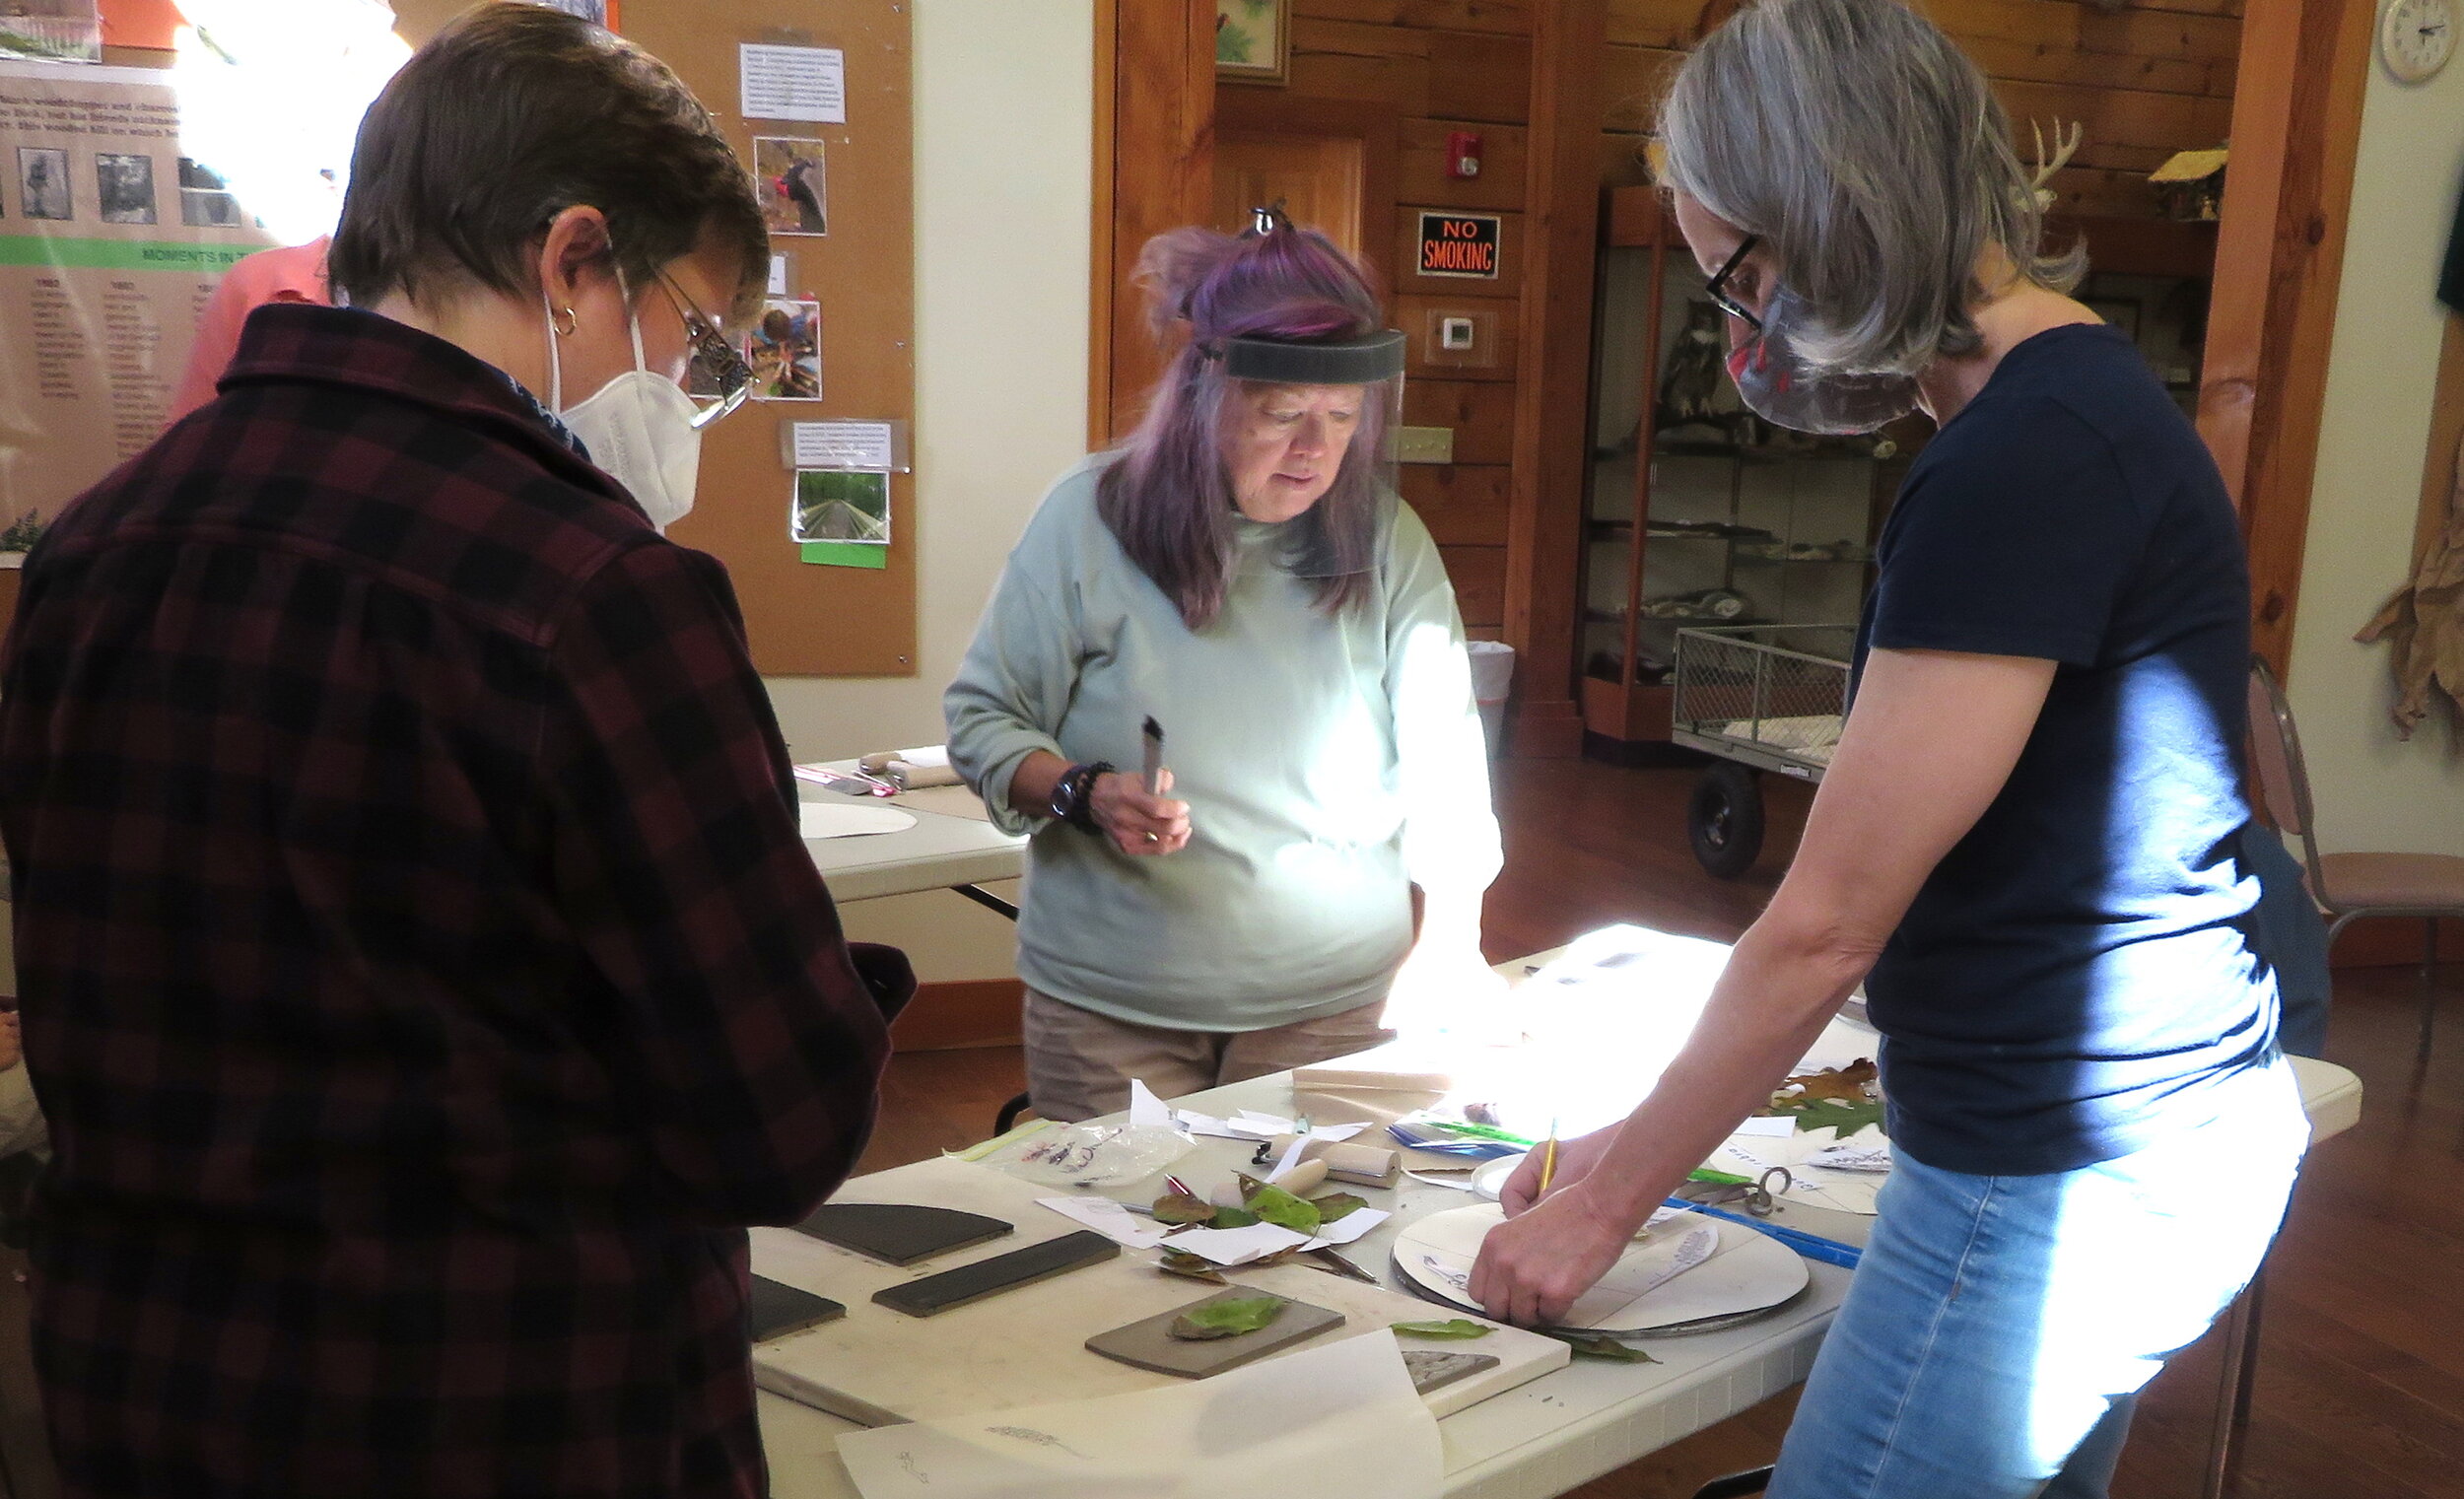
[1215,0,1288,86]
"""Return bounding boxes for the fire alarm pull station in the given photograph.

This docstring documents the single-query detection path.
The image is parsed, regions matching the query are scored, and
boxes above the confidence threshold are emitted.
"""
[1447,130,1482,179]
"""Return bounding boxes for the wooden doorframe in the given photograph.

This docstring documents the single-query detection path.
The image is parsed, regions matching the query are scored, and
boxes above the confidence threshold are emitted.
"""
[1088,0,1216,448]
[2196,0,2378,680]
[1500,0,1608,758]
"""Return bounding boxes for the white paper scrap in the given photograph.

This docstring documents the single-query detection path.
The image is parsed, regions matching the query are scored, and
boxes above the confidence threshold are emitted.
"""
[1035,1196,1171,1250]
[1171,1110,1253,1140]
[1229,1109,1296,1137]
[1302,1206,1390,1249]
[739,42,846,123]
[837,1329,1442,1499]
[1807,1141,1893,1174]
[799,801,917,840]
[1306,1122,1372,1142]
[1127,1079,1170,1131]
[1732,1115,1798,1138]
[1266,1133,1310,1184]
[1162,1221,1311,1266]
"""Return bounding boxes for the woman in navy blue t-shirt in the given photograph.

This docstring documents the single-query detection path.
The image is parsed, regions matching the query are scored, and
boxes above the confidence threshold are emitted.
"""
[1469,3,2303,1494]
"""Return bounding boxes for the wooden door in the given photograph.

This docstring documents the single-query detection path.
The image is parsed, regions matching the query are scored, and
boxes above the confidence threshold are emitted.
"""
[1211,128,1364,255]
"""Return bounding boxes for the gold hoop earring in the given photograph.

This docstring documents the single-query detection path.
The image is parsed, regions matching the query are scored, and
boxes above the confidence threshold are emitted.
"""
[551,307,579,338]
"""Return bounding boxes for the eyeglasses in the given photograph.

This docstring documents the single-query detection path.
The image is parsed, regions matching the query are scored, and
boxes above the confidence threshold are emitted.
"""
[1705,234,1764,332]
[656,269,758,430]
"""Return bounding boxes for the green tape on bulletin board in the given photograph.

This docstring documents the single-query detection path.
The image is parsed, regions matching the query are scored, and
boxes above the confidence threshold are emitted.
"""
[801,542,888,569]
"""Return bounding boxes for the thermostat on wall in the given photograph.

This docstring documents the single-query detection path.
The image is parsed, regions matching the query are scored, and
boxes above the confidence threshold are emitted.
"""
[1439,316,1476,351]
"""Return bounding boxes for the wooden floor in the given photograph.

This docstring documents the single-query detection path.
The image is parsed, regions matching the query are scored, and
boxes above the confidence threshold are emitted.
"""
[857,756,2464,1498]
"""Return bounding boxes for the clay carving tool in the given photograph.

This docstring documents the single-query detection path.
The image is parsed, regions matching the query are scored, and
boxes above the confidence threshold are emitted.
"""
[870,1230,1121,1317]
[1142,715,1166,794]
[1538,1120,1559,1195]
[1304,1246,1381,1284]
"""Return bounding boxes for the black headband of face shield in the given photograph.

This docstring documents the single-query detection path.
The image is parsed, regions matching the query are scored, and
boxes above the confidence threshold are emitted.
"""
[1203,328,1407,385]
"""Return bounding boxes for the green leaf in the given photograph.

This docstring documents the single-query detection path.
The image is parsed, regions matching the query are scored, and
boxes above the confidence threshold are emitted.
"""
[1547,1331,1659,1362]
[1216,21,1255,64]
[1169,1294,1288,1341]
[1210,1205,1261,1229]
[1243,1183,1322,1237]
[1390,1319,1493,1339]
[1780,1098,1886,1138]
[1151,1192,1216,1225]
[1310,1192,1369,1223]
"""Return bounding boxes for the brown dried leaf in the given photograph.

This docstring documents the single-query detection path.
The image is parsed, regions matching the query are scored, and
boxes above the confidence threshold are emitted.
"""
[1151,1192,1216,1225]
[1774,1057,1876,1105]
[1157,1251,1229,1285]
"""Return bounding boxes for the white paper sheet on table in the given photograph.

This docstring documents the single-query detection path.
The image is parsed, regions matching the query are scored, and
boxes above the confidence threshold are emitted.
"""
[1302,1206,1389,1249]
[836,1329,1443,1499]
[800,802,918,840]
[1164,1221,1311,1265]
[1035,1196,1171,1250]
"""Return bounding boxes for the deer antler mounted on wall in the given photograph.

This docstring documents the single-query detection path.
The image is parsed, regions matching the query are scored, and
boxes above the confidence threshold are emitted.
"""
[2029,119,2084,210]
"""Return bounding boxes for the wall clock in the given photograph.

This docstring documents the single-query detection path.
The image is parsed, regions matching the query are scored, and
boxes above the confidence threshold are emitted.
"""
[2382,0,2456,84]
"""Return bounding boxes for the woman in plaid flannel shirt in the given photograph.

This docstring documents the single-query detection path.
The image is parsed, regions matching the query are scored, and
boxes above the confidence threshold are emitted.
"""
[0,8,906,1495]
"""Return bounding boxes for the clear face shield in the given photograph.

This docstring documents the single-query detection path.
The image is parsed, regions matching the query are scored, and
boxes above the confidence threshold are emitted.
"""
[1209,328,1407,579]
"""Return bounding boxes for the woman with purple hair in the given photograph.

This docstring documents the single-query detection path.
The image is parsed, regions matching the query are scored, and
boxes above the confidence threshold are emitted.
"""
[946,215,1503,1122]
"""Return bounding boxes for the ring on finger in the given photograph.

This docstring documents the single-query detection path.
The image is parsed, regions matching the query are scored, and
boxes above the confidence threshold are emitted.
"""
[1144,831,1159,844]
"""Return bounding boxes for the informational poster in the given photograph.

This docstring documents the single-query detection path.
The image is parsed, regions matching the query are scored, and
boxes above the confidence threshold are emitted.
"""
[0,60,277,533]
[738,43,845,124]
[785,418,904,472]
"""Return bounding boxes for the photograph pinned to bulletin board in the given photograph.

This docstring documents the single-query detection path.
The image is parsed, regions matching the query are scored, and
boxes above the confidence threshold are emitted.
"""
[746,299,821,400]
[626,0,915,676]
[754,136,827,237]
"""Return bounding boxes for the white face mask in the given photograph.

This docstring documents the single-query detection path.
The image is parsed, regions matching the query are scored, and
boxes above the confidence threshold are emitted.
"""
[544,272,703,532]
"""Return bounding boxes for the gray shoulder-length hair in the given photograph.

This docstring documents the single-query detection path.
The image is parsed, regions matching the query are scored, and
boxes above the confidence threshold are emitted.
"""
[1658,0,2083,375]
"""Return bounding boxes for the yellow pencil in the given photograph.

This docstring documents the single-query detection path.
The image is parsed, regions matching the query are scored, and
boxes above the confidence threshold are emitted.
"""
[1539,1120,1559,1195]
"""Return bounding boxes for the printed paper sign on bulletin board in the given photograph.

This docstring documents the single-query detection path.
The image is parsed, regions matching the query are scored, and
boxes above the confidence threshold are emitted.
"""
[0,59,276,536]
[629,0,916,679]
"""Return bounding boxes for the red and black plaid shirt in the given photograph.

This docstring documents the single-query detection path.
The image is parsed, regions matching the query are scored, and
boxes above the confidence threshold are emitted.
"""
[0,305,900,1498]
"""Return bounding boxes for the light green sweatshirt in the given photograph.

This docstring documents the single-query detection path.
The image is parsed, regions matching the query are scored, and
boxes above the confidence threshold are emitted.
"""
[944,456,1502,1032]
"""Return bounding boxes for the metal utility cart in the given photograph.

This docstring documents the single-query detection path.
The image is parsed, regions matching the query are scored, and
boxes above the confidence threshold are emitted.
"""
[1670,625,1857,877]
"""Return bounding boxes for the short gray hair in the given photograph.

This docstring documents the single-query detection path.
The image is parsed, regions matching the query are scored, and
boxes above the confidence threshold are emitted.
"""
[1658,0,2081,375]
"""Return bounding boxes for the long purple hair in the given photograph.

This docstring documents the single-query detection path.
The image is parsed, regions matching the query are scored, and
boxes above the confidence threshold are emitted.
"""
[1097,219,1391,631]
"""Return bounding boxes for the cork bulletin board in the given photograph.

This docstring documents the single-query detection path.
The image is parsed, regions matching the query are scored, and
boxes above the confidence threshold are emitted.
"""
[602,0,918,677]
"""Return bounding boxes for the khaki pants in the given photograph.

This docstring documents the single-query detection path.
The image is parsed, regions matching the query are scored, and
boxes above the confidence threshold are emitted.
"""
[1021,988,1394,1123]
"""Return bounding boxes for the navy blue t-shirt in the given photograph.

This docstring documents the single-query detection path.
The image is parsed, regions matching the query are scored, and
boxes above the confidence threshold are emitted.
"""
[1856,322,2278,1177]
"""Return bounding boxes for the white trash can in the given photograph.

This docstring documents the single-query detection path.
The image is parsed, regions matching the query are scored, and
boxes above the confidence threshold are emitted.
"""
[1466,640,1515,759]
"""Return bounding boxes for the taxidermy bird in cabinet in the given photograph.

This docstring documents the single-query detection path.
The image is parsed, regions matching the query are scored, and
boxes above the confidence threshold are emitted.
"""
[1657,298,1730,439]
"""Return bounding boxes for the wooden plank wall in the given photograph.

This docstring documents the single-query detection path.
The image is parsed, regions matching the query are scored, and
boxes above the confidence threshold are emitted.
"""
[1600,0,2243,220]
[1251,0,1542,633]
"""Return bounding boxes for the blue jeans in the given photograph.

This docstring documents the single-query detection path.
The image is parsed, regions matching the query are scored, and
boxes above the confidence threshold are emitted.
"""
[1767,1058,2307,1499]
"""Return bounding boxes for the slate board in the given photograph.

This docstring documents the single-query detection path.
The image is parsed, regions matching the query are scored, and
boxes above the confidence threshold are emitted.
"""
[1084,1289,1345,1378]
[871,1229,1120,1318]
[794,1200,1013,1265]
